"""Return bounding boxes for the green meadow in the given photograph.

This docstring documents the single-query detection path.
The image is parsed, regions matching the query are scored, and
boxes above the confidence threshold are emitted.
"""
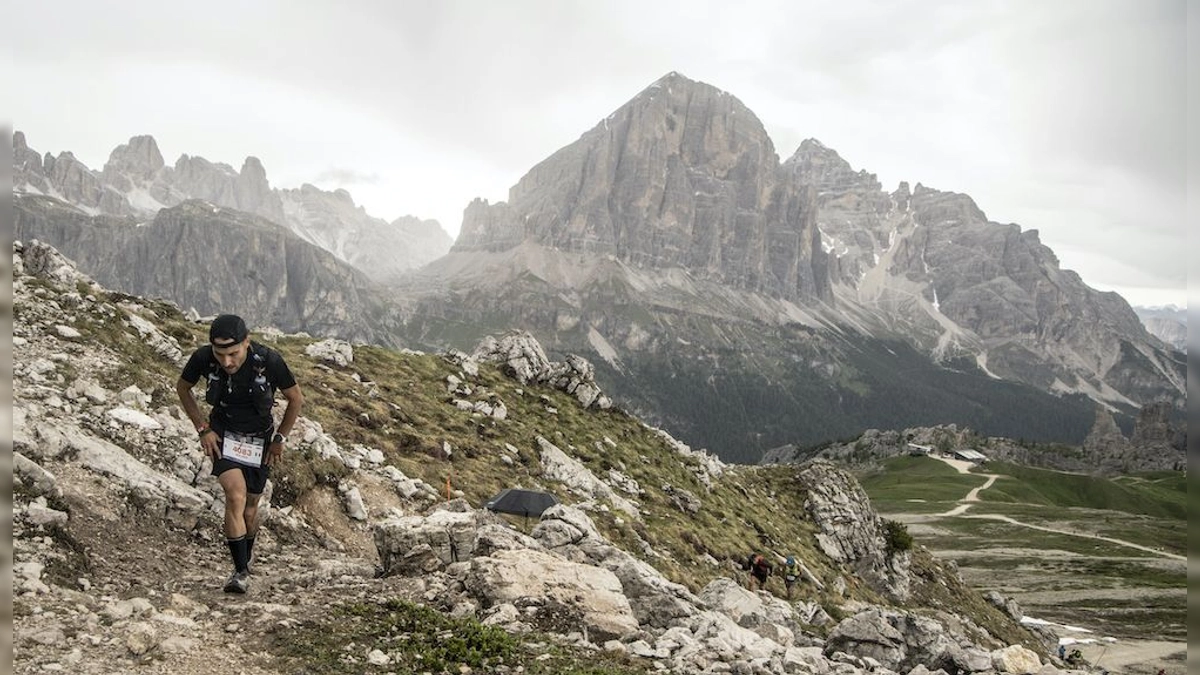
[857,455,1186,641]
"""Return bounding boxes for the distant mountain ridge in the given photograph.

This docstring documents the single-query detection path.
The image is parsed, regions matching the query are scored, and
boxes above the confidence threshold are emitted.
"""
[13,131,452,282]
[14,192,400,345]
[789,138,1179,407]
[1133,305,1186,351]
[457,72,831,303]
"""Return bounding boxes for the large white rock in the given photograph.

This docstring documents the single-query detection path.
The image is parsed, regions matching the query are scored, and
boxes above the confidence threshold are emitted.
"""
[699,577,764,624]
[374,509,492,575]
[992,644,1042,674]
[107,406,163,430]
[537,436,638,517]
[464,548,639,642]
[305,338,354,367]
[42,422,211,527]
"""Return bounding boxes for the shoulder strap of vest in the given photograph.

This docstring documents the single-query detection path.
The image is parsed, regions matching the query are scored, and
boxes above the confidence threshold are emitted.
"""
[249,342,274,385]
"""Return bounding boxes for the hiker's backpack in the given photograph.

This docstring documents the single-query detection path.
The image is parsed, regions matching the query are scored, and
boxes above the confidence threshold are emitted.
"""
[784,562,799,582]
[204,342,276,415]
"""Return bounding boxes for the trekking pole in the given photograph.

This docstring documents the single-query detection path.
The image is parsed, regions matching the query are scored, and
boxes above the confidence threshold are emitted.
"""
[1093,644,1109,671]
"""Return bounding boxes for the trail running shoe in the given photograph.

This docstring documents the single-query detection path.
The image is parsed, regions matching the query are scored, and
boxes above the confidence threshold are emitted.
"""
[223,571,250,594]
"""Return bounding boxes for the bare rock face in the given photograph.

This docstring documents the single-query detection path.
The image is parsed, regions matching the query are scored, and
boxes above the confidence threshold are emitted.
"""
[1130,401,1186,470]
[456,72,830,303]
[1134,306,1186,351]
[896,186,1163,400]
[278,184,452,284]
[14,131,52,194]
[43,151,133,216]
[100,135,190,208]
[790,135,1185,412]
[14,194,393,344]
[102,135,166,183]
[783,138,894,287]
[172,153,286,224]
[1082,406,1131,458]
[795,461,910,602]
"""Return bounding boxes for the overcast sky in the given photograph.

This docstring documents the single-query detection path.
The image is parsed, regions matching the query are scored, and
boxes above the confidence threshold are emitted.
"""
[11,0,1189,307]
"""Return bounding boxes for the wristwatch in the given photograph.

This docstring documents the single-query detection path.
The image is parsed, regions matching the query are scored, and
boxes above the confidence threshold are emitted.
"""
[271,432,287,445]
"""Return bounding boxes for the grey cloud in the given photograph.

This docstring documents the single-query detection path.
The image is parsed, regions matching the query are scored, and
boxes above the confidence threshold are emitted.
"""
[312,167,381,186]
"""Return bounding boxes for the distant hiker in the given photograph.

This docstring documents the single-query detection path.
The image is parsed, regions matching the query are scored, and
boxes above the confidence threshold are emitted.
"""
[748,553,772,591]
[783,555,801,599]
[1057,644,1066,661]
[177,314,303,594]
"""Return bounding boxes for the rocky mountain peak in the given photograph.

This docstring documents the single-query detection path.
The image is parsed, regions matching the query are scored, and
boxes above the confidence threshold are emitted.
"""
[785,138,873,191]
[240,155,268,181]
[13,131,47,188]
[907,184,988,225]
[614,71,775,162]
[103,135,165,180]
[794,137,839,161]
[632,70,722,103]
[454,71,827,302]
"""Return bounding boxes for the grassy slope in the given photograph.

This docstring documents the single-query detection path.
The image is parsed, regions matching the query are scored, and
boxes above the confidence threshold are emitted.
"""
[858,455,988,511]
[976,462,1186,519]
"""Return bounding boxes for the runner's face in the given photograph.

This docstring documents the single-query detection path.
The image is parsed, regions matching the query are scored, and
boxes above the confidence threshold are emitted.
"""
[212,337,250,374]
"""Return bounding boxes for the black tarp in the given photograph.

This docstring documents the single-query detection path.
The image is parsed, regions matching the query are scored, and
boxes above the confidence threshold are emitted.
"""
[484,488,560,519]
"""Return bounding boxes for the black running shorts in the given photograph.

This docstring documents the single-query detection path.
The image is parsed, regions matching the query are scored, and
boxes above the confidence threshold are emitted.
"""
[211,429,271,495]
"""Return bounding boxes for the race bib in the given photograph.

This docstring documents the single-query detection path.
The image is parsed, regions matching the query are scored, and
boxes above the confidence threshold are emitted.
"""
[221,430,266,467]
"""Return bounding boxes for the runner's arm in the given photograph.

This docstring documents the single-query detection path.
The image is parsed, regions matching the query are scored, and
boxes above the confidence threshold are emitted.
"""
[176,377,206,432]
[276,383,303,439]
[177,377,220,459]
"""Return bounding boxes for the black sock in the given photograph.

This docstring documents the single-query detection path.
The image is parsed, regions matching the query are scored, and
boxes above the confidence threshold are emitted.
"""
[227,536,250,573]
[246,534,256,561]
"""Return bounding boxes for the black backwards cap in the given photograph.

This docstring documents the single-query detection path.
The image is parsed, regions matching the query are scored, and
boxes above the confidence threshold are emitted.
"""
[209,314,249,345]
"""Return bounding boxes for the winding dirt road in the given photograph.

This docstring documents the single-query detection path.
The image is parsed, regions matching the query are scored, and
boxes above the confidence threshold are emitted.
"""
[929,455,1183,561]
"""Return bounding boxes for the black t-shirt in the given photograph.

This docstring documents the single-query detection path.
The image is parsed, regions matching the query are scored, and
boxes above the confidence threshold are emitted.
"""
[180,342,297,434]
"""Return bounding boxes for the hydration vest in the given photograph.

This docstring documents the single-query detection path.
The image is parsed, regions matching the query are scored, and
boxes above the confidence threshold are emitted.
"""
[204,342,276,416]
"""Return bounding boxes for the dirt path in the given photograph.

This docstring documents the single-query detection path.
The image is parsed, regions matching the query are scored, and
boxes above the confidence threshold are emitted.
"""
[939,473,998,516]
[961,513,1185,561]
